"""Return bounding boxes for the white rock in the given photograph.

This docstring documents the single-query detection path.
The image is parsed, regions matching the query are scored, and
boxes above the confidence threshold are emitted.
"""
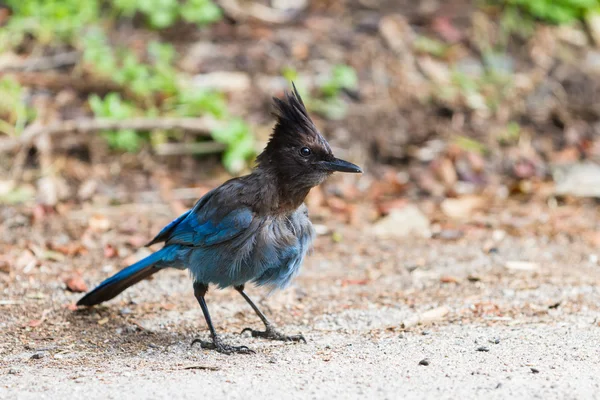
[371,205,431,238]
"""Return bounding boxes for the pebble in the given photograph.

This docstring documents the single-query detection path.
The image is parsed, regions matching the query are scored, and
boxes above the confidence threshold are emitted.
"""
[119,307,133,315]
[531,367,540,374]
[418,358,430,366]
[477,346,490,352]
[8,369,18,374]
[30,352,45,360]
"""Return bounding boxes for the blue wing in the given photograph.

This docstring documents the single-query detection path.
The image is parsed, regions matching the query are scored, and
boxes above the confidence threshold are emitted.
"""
[146,210,192,246]
[166,207,253,247]
[146,186,253,248]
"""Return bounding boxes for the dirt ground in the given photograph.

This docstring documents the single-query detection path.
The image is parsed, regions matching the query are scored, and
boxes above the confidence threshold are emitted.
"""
[2,199,600,399]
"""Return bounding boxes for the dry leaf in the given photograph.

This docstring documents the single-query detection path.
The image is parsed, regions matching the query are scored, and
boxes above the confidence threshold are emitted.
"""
[440,276,460,284]
[104,244,118,258]
[441,196,485,219]
[64,275,88,293]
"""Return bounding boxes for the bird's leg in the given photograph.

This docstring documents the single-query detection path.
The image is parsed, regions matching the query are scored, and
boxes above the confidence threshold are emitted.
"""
[191,282,254,354]
[236,285,306,343]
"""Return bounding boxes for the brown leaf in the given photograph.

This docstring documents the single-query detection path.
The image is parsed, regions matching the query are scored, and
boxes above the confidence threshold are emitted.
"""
[441,196,486,219]
[0,258,10,274]
[51,243,88,256]
[28,319,43,327]
[432,157,457,187]
[431,17,463,43]
[64,275,88,293]
[377,198,409,216]
[440,276,460,284]
[340,278,370,287]
[103,244,118,258]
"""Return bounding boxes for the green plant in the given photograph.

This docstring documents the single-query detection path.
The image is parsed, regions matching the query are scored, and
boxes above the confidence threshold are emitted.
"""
[319,65,359,98]
[212,119,255,173]
[0,0,255,172]
[454,136,487,154]
[497,0,599,25]
[0,0,222,49]
[1,0,100,47]
[81,33,181,100]
[89,93,144,152]
[413,36,450,58]
[0,77,34,136]
[112,0,222,29]
[497,121,522,145]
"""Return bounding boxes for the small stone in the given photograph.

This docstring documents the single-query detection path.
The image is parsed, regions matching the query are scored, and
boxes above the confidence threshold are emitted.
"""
[268,358,277,364]
[419,358,430,366]
[531,367,540,374]
[371,205,431,239]
[30,353,45,360]
[477,346,490,352]
[8,368,18,374]
[421,330,431,336]
[119,307,132,315]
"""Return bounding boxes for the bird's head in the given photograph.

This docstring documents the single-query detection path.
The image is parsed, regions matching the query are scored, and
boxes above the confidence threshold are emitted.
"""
[256,84,362,189]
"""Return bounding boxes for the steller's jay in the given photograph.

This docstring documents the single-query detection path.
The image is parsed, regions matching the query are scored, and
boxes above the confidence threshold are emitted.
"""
[77,84,362,354]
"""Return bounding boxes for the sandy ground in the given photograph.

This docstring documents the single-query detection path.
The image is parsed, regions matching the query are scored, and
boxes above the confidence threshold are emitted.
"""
[2,207,600,399]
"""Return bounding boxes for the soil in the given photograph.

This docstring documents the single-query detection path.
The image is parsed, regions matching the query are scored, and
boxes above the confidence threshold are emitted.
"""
[2,199,600,399]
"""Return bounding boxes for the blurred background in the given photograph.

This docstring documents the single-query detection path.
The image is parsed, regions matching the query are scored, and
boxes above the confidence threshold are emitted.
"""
[2,1,600,395]
[2,0,600,218]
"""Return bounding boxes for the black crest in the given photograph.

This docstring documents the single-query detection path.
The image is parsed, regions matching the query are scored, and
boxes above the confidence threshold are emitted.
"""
[271,83,318,140]
[257,83,330,168]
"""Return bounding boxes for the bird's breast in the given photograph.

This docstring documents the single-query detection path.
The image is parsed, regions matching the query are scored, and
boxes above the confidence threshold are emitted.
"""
[246,205,315,288]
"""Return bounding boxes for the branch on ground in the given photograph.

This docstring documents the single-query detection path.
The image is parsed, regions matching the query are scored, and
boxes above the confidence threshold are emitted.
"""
[0,117,221,153]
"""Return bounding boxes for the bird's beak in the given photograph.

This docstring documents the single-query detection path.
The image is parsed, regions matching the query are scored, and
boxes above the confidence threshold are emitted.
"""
[321,158,362,173]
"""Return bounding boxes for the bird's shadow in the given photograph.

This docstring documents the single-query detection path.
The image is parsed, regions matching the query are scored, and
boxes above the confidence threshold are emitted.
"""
[65,305,270,356]
[66,306,209,355]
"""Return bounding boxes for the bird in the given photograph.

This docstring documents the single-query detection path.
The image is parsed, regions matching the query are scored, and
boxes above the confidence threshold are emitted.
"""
[77,84,362,354]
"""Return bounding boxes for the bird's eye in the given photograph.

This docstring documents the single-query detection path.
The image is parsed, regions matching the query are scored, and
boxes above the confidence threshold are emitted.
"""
[300,147,311,157]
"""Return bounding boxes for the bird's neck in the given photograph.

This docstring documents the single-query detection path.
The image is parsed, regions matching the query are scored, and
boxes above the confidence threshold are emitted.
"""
[251,166,311,215]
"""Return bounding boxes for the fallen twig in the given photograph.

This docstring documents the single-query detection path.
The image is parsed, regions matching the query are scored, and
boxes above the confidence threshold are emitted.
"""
[0,51,80,72]
[182,365,220,371]
[400,306,450,329]
[0,71,124,96]
[219,0,305,24]
[0,300,24,306]
[154,141,226,156]
[0,117,221,153]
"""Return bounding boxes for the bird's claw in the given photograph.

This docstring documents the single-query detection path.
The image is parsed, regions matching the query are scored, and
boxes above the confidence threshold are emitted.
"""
[191,337,255,355]
[240,325,307,343]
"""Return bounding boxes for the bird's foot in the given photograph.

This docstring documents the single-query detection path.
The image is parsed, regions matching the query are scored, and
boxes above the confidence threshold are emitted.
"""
[191,336,255,355]
[241,324,306,343]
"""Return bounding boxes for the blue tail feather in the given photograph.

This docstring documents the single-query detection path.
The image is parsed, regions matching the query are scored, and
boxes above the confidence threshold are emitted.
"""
[77,247,174,306]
